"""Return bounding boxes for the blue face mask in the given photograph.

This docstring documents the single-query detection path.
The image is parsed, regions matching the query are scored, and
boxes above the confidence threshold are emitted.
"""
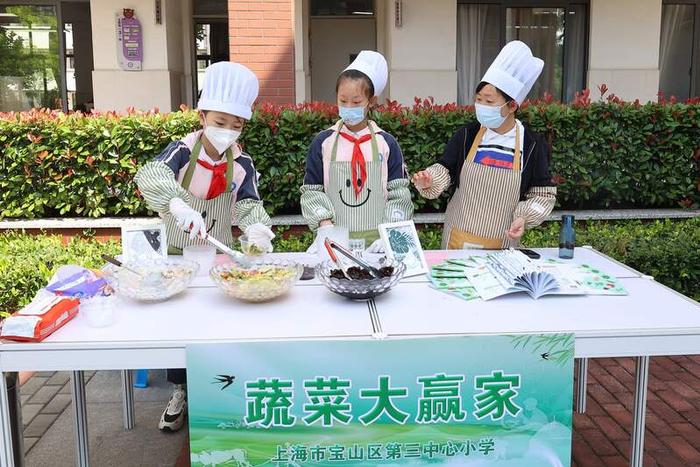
[475,102,508,129]
[338,106,366,126]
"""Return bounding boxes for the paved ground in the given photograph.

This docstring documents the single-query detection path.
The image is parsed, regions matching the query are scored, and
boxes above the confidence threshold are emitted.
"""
[19,369,185,467]
[17,355,700,467]
[571,356,700,466]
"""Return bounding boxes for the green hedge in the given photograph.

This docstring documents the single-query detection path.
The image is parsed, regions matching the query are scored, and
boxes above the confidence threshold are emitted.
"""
[520,217,700,302]
[2,218,697,316]
[1,98,698,219]
[0,232,120,316]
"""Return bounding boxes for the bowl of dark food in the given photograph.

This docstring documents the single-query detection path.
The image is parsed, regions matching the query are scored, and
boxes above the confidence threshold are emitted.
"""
[315,259,406,300]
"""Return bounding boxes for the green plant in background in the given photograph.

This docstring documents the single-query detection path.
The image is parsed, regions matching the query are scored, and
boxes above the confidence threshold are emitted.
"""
[272,226,314,252]
[525,218,700,302]
[1,98,698,219]
[1,6,62,109]
[0,232,120,316]
[417,226,443,250]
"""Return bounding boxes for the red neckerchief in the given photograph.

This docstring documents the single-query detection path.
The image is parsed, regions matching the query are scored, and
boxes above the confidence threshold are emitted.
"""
[339,132,372,198]
[196,158,227,199]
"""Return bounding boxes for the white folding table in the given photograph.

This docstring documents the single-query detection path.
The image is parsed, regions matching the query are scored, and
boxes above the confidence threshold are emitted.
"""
[371,249,700,467]
[1,248,698,467]
[0,273,376,467]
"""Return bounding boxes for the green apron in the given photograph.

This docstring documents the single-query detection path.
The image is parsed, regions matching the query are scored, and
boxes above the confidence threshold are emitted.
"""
[164,139,235,254]
[328,121,385,250]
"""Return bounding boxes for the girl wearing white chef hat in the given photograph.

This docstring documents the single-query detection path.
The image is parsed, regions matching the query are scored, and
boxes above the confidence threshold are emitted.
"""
[412,41,557,249]
[135,62,274,256]
[301,50,414,253]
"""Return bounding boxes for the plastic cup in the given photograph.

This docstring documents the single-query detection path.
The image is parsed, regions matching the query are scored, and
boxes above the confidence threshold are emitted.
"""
[81,295,116,328]
[239,235,266,257]
[183,245,216,276]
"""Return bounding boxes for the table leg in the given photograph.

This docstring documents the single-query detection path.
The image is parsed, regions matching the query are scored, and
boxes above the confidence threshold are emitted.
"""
[630,356,650,467]
[0,372,16,467]
[120,370,135,431]
[576,358,588,413]
[70,371,90,467]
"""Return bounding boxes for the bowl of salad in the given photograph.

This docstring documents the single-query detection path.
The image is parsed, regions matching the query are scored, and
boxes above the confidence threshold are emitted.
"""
[210,260,303,302]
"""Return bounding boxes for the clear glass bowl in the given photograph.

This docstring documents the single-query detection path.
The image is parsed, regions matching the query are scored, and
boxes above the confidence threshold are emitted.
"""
[210,260,303,302]
[103,259,198,302]
[315,259,406,300]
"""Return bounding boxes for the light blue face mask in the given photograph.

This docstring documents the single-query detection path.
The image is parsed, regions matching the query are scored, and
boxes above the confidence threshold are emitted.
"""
[475,102,508,129]
[338,106,366,126]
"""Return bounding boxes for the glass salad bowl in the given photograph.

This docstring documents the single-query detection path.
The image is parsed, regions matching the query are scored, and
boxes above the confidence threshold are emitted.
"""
[104,258,198,302]
[315,259,406,300]
[210,260,303,302]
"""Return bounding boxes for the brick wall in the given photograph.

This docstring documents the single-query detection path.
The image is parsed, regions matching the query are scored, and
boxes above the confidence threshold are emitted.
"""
[228,0,295,104]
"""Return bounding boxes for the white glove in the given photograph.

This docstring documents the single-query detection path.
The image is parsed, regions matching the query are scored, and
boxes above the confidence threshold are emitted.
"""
[306,224,333,254]
[308,224,351,256]
[245,223,275,253]
[365,238,386,254]
[169,198,207,240]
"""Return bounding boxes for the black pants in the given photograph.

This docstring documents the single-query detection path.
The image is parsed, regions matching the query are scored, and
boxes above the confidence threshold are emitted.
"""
[167,368,186,385]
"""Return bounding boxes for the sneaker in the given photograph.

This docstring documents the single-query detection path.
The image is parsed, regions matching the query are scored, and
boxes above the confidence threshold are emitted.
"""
[159,385,187,432]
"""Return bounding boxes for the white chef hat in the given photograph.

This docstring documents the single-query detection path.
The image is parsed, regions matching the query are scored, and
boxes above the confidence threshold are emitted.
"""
[197,62,259,119]
[343,50,388,96]
[481,41,544,105]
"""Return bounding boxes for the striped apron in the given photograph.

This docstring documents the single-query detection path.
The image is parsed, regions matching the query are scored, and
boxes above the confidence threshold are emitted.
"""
[163,139,235,253]
[328,122,384,250]
[445,125,522,250]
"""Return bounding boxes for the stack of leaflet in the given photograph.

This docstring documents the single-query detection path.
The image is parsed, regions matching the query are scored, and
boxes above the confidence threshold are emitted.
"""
[427,258,480,301]
[540,259,628,296]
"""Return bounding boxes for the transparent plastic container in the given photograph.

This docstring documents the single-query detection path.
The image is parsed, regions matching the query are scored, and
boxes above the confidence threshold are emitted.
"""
[80,294,117,328]
[239,235,266,257]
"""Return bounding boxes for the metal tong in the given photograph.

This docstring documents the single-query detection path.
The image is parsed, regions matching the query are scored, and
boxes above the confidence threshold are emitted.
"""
[327,240,382,278]
[324,238,351,279]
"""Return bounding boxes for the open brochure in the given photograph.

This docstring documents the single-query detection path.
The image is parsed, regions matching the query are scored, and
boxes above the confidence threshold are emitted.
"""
[428,250,628,301]
[429,250,583,301]
[471,250,585,300]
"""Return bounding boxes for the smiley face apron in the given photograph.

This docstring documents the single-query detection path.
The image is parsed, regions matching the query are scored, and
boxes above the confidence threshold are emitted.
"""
[327,122,386,250]
[163,139,235,253]
[445,125,522,250]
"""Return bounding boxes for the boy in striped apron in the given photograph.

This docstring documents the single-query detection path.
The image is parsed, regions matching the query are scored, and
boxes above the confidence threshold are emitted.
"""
[413,41,556,249]
[134,62,273,431]
[301,51,414,253]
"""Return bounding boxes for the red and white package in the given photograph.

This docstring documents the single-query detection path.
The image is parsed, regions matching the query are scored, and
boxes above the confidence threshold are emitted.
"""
[1,294,79,342]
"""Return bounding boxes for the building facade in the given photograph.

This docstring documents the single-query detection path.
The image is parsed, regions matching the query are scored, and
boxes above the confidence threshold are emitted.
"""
[0,0,698,112]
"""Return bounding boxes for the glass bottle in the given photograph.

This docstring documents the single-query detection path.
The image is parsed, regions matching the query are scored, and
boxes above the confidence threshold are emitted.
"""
[559,214,575,259]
